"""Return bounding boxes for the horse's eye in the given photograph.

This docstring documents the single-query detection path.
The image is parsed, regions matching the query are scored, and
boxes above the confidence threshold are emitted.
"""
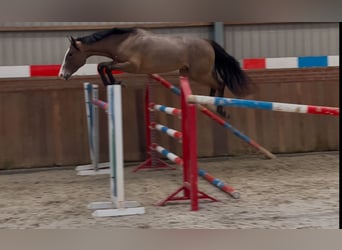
[68,53,73,57]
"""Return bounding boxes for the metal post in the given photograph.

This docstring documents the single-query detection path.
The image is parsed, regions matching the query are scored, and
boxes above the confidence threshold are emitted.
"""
[213,22,224,47]
[92,85,99,172]
[83,83,94,167]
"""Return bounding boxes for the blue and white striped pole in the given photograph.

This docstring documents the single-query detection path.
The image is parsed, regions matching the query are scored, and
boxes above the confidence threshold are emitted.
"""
[188,95,339,116]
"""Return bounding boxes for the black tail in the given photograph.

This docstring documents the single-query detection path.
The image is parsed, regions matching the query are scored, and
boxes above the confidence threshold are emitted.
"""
[209,40,252,97]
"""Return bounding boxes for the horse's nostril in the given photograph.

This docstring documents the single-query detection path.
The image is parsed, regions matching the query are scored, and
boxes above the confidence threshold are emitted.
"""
[59,72,70,80]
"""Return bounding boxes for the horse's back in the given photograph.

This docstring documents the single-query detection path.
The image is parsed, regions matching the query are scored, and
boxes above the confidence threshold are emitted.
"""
[120,29,215,74]
[129,29,212,56]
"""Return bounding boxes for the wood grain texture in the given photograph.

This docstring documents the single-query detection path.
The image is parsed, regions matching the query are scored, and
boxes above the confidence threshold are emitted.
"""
[0,68,339,168]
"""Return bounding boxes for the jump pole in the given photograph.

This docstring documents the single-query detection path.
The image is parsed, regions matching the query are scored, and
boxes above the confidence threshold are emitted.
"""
[187,95,340,116]
[179,77,240,200]
[135,75,240,199]
[79,83,145,217]
[149,74,276,159]
[133,78,176,172]
[154,76,219,210]
[75,83,110,175]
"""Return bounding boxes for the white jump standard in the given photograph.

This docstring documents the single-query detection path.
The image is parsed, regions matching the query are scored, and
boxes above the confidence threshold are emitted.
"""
[76,84,110,175]
[83,82,145,217]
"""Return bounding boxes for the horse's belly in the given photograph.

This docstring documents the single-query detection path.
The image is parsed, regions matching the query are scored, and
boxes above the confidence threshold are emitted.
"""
[138,53,186,73]
[138,62,183,74]
[136,44,187,73]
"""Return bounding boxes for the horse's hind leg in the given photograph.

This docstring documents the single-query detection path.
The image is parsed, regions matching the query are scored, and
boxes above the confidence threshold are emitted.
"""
[216,84,230,118]
[207,71,230,118]
[202,75,229,118]
[188,70,227,118]
[209,87,226,117]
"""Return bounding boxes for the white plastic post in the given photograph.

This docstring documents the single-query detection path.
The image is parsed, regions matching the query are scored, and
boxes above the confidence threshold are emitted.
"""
[76,83,110,175]
[88,84,145,217]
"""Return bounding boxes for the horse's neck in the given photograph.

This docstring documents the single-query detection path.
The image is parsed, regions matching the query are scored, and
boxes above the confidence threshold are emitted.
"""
[83,35,129,58]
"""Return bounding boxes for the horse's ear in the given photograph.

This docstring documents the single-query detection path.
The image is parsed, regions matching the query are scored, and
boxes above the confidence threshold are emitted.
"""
[68,36,80,51]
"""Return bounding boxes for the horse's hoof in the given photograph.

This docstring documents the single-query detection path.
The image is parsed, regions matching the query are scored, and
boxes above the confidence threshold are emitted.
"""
[217,109,230,119]
[103,81,110,86]
[223,113,231,119]
[107,81,122,85]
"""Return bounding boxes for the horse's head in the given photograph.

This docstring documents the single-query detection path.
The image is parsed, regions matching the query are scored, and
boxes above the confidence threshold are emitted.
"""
[59,36,87,80]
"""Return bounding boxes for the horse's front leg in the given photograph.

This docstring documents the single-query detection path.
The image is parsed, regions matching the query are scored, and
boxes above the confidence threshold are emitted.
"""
[99,60,139,85]
[97,61,123,85]
[102,60,139,73]
[97,63,111,85]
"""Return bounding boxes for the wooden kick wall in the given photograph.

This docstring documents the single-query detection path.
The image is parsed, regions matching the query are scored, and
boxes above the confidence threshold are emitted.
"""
[0,67,339,169]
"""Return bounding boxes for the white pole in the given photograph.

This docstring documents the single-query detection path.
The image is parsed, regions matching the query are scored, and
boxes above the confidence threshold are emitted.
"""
[83,83,94,167]
[76,84,110,175]
[110,85,125,207]
[88,83,145,217]
[92,85,99,172]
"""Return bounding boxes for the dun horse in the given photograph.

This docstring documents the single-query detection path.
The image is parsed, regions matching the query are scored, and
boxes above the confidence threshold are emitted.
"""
[59,27,253,117]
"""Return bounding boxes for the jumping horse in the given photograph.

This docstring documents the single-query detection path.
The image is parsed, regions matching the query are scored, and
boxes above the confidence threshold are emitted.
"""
[59,27,253,117]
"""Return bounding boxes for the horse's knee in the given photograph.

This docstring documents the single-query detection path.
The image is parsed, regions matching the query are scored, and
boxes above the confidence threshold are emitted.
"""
[179,66,189,76]
[97,63,105,74]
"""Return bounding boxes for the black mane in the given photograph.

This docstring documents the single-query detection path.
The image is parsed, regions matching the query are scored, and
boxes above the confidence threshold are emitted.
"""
[76,27,137,44]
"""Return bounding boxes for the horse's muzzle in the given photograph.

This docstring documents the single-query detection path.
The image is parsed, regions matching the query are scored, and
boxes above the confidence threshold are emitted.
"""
[59,73,71,80]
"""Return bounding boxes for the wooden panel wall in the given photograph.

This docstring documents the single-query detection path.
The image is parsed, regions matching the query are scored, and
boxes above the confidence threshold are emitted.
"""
[0,67,339,169]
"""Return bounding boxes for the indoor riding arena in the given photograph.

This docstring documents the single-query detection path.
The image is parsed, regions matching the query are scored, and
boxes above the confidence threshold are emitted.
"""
[0,22,339,229]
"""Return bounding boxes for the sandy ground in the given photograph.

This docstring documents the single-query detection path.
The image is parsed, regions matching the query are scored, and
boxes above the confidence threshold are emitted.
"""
[0,151,339,229]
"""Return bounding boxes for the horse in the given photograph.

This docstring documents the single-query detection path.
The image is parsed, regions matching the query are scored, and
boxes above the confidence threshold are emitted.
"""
[59,27,253,117]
